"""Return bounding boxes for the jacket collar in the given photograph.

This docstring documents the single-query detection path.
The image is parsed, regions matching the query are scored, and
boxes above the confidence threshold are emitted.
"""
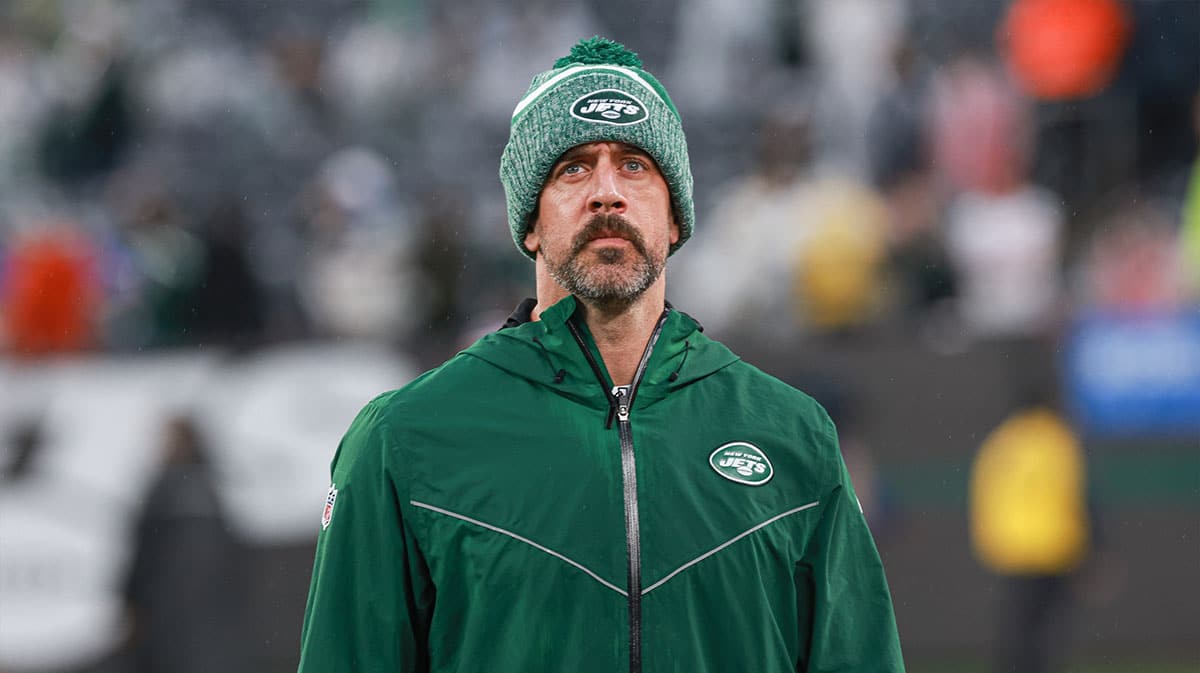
[465,296,740,411]
[502,297,539,329]
[501,294,583,330]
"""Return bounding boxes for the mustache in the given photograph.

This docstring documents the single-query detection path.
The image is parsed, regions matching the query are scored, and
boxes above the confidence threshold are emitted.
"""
[570,213,648,256]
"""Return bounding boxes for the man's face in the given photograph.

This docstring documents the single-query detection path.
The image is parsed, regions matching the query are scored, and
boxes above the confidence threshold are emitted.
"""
[525,141,679,304]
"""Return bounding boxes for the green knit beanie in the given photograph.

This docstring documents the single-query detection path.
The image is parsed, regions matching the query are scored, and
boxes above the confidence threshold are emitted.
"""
[500,37,694,260]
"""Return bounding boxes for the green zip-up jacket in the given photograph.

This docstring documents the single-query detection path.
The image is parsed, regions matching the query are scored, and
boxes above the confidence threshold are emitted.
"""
[297,296,904,672]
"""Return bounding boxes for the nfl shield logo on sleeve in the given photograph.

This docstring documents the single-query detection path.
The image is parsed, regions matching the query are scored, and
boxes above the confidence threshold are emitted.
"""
[322,484,338,530]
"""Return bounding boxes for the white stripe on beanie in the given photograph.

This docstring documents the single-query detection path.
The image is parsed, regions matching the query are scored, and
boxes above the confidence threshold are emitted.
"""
[511,64,667,120]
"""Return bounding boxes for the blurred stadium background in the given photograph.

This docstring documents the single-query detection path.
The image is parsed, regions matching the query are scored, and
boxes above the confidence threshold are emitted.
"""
[0,0,1197,672]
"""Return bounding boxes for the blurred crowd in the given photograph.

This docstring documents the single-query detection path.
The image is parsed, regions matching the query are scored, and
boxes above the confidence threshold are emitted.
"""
[0,0,1196,368]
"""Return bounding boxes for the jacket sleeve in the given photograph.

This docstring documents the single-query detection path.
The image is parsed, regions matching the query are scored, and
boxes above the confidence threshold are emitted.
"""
[297,399,433,673]
[799,418,905,673]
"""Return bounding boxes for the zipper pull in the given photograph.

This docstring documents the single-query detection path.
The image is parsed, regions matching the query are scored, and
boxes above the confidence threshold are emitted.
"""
[612,385,631,423]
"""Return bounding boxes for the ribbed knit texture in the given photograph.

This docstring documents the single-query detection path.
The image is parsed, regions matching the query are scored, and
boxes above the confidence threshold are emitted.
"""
[500,38,694,260]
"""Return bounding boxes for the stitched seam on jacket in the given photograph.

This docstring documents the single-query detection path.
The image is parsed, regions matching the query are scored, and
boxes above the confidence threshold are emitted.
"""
[641,501,821,596]
[410,500,629,597]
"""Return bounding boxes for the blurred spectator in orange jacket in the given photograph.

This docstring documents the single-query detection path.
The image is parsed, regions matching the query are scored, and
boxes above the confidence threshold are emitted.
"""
[1,222,103,356]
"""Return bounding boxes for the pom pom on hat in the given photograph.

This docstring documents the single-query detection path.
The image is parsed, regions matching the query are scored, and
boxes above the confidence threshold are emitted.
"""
[500,37,694,260]
[553,36,644,69]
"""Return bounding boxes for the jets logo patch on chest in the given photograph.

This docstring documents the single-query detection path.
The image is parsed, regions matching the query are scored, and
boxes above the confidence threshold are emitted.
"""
[709,442,774,486]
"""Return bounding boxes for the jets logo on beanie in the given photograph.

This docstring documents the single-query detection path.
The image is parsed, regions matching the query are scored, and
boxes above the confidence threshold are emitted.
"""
[500,37,694,259]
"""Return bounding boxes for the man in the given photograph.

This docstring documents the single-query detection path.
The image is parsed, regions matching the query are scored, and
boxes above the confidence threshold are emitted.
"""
[297,37,904,672]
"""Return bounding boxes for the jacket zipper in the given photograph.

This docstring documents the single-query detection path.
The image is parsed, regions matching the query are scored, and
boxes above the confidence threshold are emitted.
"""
[566,309,669,673]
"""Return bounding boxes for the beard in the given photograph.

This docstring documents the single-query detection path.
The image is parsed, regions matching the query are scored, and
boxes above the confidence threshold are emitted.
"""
[543,213,666,306]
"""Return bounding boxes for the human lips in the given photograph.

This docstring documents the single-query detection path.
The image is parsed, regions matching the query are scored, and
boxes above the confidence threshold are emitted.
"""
[586,231,632,245]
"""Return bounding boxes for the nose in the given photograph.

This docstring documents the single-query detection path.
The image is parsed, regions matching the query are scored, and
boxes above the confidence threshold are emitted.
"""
[588,160,626,214]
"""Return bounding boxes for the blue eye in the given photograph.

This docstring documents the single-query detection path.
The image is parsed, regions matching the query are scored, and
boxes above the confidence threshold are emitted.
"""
[624,160,645,171]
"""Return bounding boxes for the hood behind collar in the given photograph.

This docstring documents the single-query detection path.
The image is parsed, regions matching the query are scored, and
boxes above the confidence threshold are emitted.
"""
[462,295,740,408]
